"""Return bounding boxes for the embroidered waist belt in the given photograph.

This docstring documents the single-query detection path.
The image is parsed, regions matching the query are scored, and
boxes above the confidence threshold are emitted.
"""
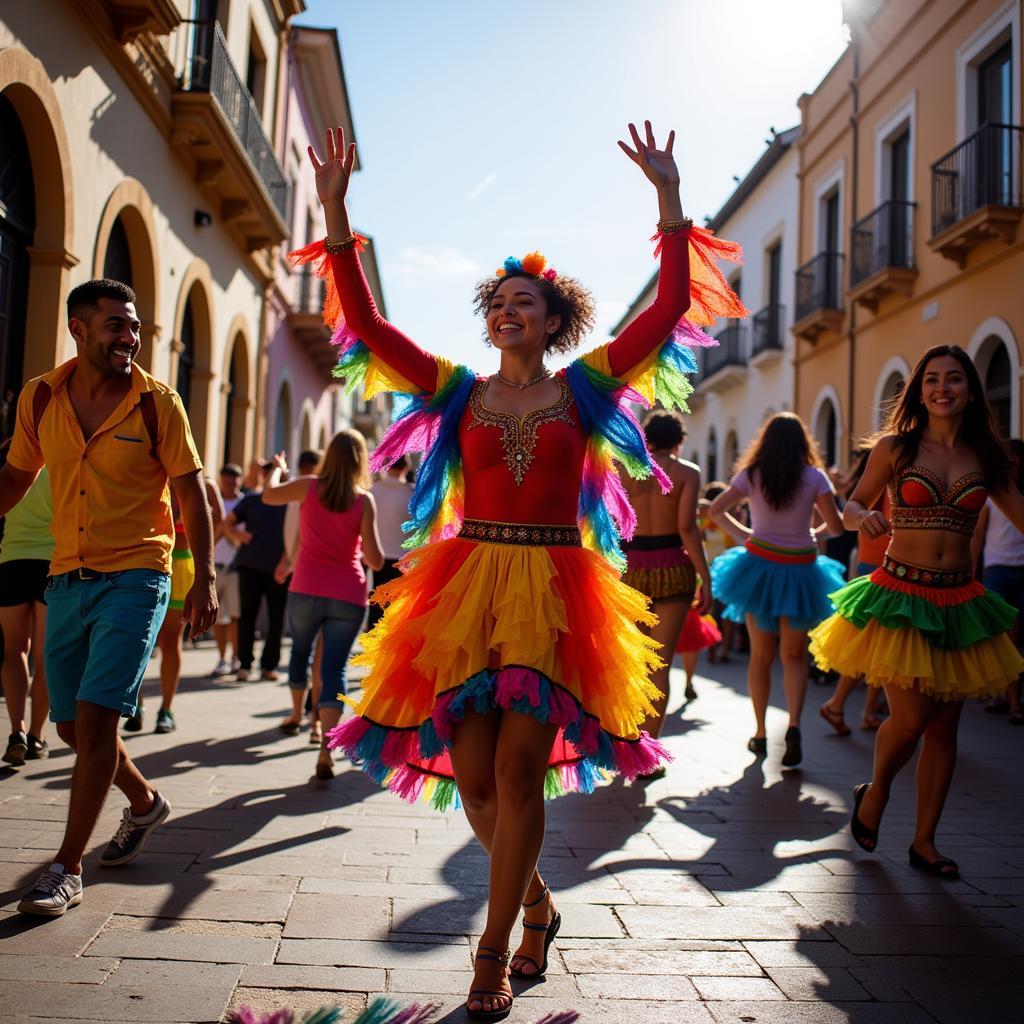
[889,505,978,536]
[458,518,582,547]
[745,538,818,565]
[881,554,974,588]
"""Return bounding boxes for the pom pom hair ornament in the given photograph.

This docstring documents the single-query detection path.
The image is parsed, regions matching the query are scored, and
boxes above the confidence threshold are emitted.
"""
[496,250,557,280]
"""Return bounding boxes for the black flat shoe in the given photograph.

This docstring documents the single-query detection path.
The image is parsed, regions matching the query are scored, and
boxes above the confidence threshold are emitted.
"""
[908,844,959,879]
[466,944,512,1021]
[510,886,561,980]
[781,726,802,767]
[747,736,767,756]
[850,782,879,852]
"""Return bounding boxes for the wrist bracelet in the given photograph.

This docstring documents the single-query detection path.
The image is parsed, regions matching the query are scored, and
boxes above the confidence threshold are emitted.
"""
[657,216,693,233]
[324,234,359,255]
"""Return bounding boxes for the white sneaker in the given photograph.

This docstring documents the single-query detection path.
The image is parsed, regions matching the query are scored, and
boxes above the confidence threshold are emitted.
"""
[210,659,232,679]
[17,863,83,917]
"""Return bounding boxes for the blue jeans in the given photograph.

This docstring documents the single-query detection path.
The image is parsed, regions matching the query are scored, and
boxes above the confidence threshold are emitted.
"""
[44,569,170,722]
[287,591,365,708]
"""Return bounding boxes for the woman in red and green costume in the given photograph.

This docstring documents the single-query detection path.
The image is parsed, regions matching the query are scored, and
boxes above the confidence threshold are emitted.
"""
[294,122,744,1021]
[811,345,1024,880]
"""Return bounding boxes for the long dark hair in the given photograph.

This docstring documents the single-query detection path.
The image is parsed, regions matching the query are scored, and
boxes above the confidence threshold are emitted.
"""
[885,344,1012,490]
[735,412,822,510]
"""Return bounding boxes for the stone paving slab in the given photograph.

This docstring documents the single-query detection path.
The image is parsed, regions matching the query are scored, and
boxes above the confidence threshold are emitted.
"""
[1,641,1023,1021]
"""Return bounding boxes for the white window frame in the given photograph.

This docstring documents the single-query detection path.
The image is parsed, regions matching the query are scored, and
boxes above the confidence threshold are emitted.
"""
[812,160,845,255]
[874,92,917,207]
[968,316,1020,437]
[956,0,1021,141]
[872,355,912,430]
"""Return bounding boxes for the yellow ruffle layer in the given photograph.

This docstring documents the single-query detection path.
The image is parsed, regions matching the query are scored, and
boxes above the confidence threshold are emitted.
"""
[810,613,1023,700]
[355,538,664,739]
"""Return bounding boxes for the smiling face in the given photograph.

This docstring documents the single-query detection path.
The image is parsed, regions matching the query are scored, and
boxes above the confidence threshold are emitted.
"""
[71,297,142,379]
[485,277,561,353]
[920,354,971,420]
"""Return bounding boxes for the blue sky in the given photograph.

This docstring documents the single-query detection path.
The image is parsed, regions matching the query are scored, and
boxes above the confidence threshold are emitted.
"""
[296,0,849,370]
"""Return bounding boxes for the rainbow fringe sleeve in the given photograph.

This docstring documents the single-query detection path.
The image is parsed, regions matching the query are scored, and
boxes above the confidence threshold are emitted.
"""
[569,225,747,567]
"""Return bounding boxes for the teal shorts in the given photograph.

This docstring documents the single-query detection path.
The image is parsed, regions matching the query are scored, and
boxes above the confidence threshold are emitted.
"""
[44,569,170,723]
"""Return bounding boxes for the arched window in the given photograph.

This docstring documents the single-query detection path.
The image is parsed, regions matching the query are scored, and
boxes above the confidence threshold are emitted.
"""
[176,296,195,412]
[984,339,1012,438]
[706,427,718,483]
[103,215,133,287]
[273,380,292,456]
[223,340,241,466]
[815,398,838,467]
[878,371,905,428]
[724,430,739,479]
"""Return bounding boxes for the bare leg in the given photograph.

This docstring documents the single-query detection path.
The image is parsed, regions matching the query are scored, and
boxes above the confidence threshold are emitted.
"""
[913,699,963,864]
[862,682,882,726]
[214,623,230,660]
[467,711,558,1015]
[778,618,809,729]
[52,703,156,874]
[825,674,861,716]
[316,705,342,771]
[745,615,777,739]
[640,598,689,739]
[857,684,931,834]
[0,603,33,734]
[28,602,49,738]
[283,688,305,729]
[229,619,239,661]
[682,650,698,694]
[310,634,323,736]
[1008,675,1023,715]
[155,609,184,712]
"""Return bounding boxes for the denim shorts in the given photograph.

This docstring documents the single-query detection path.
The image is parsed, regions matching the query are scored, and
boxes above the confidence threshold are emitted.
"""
[983,563,1024,616]
[44,569,170,722]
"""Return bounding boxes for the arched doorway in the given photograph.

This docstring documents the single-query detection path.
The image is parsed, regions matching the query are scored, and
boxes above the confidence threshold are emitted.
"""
[103,215,133,286]
[815,398,839,467]
[176,298,195,413]
[982,338,1012,438]
[877,370,905,429]
[0,92,35,440]
[172,271,213,459]
[706,427,718,483]
[299,406,313,453]
[273,379,292,455]
[222,332,251,466]
[724,429,739,479]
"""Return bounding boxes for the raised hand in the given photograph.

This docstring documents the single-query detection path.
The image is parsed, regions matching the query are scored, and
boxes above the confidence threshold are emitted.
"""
[308,126,356,205]
[618,120,680,191]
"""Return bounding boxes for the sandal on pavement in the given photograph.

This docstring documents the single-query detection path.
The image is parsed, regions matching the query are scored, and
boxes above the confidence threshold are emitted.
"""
[851,782,879,853]
[315,758,334,780]
[279,719,301,736]
[466,945,512,1021]
[819,703,851,736]
[308,728,322,745]
[908,844,960,879]
[861,715,884,731]
[781,726,802,767]
[746,736,767,757]
[510,886,562,980]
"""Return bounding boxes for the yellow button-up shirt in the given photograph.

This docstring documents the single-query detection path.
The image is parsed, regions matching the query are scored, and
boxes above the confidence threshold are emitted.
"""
[7,359,203,576]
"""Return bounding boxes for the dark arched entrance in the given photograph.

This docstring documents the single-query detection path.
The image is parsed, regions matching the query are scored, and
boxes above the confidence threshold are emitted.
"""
[0,93,35,440]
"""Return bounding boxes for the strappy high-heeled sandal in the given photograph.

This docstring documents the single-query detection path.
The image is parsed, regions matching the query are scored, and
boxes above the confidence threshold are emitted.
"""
[509,886,562,981]
[466,944,512,1021]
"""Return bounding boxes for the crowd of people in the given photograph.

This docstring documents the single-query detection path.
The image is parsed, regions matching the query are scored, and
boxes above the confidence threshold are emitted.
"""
[0,118,1021,1024]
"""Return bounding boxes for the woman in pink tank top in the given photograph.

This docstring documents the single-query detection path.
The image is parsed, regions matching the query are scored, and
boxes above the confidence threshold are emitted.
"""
[263,430,385,778]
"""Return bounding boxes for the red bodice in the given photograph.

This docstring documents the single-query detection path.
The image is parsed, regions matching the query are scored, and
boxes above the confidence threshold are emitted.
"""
[460,374,587,525]
[889,465,988,535]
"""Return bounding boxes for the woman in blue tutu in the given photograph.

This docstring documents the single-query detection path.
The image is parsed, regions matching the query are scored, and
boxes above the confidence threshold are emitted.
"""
[708,413,845,765]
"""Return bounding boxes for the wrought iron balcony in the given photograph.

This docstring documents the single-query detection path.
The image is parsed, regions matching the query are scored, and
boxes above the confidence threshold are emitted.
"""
[171,20,289,249]
[849,200,918,311]
[700,324,747,392]
[929,123,1023,266]
[793,252,844,341]
[287,269,337,378]
[751,303,785,360]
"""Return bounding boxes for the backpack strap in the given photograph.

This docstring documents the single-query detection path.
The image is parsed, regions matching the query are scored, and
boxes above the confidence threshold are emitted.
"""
[139,390,159,461]
[31,381,53,437]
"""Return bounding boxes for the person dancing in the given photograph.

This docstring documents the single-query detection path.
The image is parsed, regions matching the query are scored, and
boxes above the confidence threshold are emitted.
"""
[294,122,743,1021]
[811,345,1024,878]
[708,413,845,766]
[621,409,712,776]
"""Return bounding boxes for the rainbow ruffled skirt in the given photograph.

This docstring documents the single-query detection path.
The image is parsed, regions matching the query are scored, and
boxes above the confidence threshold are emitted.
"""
[810,555,1024,700]
[328,524,670,810]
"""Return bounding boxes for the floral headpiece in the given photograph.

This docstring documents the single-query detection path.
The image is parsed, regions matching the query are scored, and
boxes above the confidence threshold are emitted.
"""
[495,250,558,281]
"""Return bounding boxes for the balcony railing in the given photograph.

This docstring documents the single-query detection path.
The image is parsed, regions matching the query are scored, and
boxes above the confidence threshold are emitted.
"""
[704,324,746,377]
[751,303,784,357]
[931,122,1022,237]
[297,268,326,316]
[851,200,916,285]
[177,20,288,218]
[795,252,844,323]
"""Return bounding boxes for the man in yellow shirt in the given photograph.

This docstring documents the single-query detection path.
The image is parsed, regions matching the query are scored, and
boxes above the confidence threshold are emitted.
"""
[0,278,217,918]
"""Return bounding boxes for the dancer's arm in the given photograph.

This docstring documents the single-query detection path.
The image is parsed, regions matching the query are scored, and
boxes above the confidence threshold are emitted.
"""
[360,491,385,572]
[971,502,990,576]
[845,437,894,537]
[309,128,438,395]
[261,452,314,506]
[708,478,753,546]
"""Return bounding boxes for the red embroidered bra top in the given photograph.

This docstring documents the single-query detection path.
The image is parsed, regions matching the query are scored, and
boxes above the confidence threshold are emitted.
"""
[328,233,691,527]
[889,464,988,536]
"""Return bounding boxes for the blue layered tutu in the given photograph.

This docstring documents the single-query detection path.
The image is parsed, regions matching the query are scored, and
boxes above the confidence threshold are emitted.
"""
[710,540,847,633]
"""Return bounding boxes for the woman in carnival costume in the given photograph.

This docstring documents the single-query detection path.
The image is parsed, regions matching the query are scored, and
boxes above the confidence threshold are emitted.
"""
[810,346,1024,879]
[621,408,713,777]
[709,413,845,767]
[292,122,744,1021]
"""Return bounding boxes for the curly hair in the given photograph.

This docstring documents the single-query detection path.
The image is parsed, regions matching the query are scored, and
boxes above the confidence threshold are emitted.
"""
[472,270,597,355]
[643,409,686,451]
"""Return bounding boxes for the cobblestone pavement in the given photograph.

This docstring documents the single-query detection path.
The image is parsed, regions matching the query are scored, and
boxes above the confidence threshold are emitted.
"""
[0,640,1022,1023]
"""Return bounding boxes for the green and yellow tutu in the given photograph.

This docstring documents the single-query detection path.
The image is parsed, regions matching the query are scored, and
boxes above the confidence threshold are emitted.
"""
[810,554,1023,700]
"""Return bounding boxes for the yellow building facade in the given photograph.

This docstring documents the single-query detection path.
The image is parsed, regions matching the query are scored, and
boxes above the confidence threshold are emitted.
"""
[794,0,1024,464]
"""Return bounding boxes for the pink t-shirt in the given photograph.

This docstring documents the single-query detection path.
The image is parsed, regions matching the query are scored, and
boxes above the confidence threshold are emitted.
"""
[290,481,368,606]
[732,464,833,549]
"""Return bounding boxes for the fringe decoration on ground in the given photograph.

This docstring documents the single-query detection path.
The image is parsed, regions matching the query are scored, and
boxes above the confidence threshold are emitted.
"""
[228,999,440,1024]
